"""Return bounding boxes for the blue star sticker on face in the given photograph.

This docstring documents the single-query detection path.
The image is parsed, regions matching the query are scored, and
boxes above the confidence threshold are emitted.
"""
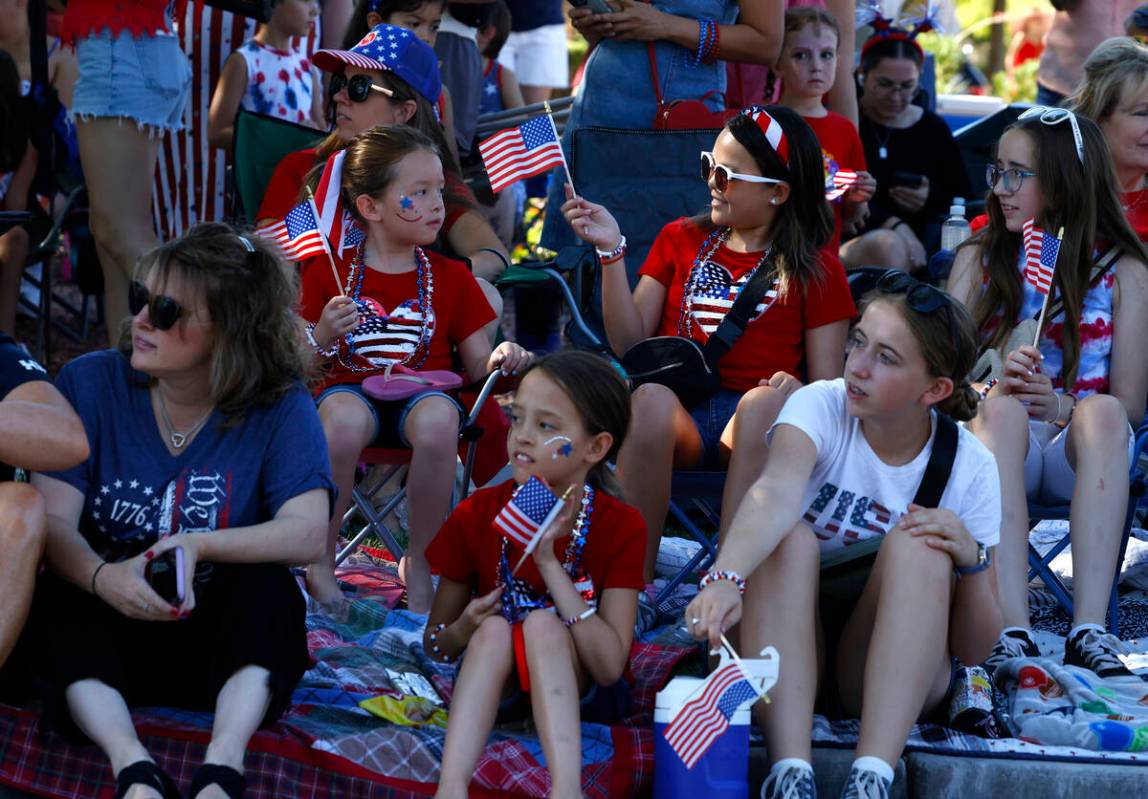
[400,195,414,210]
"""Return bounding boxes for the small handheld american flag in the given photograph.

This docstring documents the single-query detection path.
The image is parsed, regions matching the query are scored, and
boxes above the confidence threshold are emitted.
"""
[826,168,858,202]
[494,477,564,549]
[478,114,567,193]
[256,202,328,261]
[662,660,760,769]
[1022,219,1061,296]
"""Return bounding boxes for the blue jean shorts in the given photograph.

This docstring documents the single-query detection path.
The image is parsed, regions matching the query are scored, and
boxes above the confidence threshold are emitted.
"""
[73,30,191,132]
[316,383,464,449]
[686,388,742,469]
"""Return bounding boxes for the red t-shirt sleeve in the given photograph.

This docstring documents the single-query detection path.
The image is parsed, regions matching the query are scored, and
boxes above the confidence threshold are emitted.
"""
[443,174,476,236]
[847,124,868,173]
[593,496,647,592]
[442,258,497,344]
[298,255,338,325]
[805,251,857,328]
[257,149,315,223]
[425,489,487,585]
[637,218,689,287]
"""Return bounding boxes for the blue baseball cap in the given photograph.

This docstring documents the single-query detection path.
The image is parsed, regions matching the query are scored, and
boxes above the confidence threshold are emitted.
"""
[313,24,442,109]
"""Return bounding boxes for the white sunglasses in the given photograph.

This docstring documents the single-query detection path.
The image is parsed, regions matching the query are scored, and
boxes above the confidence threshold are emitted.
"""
[1017,106,1084,164]
[700,151,785,192]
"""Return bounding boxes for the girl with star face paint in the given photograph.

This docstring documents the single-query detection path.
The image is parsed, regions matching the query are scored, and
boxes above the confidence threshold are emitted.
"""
[298,126,530,614]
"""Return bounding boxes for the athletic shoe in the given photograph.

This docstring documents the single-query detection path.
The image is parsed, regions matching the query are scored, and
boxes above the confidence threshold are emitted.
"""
[839,767,890,799]
[1063,627,1137,679]
[983,628,1040,675]
[762,763,816,799]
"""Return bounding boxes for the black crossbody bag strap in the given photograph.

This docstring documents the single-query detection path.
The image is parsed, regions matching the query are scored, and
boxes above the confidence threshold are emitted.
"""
[912,414,959,509]
[702,263,777,366]
[1035,246,1120,324]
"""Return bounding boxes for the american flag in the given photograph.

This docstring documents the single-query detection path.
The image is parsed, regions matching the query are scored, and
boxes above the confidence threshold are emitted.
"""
[349,299,433,366]
[690,262,779,337]
[1022,219,1060,296]
[494,477,562,548]
[663,660,759,769]
[826,168,858,202]
[478,115,566,193]
[256,201,327,261]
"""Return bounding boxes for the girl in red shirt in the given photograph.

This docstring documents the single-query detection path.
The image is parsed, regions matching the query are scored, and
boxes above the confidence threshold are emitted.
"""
[561,105,856,580]
[299,125,528,613]
[424,351,645,799]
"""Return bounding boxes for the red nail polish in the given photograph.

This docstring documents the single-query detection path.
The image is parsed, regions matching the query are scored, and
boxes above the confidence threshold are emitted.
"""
[170,608,179,617]
[144,550,154,561]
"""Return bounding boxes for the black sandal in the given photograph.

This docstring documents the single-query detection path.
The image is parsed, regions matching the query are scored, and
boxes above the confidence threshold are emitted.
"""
[114,760,180,799]
[188,763,247,799]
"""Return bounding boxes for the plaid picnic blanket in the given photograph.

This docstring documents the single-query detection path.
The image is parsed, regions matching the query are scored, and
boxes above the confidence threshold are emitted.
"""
[0,563,691,798]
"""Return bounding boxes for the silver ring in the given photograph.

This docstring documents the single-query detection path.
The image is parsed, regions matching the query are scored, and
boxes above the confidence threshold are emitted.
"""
[143,602,151,612]
[690,617,700,625]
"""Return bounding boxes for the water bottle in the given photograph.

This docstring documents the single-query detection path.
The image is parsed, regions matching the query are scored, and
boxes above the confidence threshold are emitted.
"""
[940,198,971,251]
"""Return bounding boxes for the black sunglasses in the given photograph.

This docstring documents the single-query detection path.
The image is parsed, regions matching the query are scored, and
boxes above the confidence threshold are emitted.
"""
[129,281,187,331]
[329,72,394,103]
[875,270,958,338]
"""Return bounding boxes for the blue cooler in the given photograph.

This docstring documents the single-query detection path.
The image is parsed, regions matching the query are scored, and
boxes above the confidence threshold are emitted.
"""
[654,676,750,798]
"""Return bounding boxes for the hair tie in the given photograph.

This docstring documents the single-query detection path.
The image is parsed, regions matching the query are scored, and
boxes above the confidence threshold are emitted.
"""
[237,235,256,252]
[744,107,790,168]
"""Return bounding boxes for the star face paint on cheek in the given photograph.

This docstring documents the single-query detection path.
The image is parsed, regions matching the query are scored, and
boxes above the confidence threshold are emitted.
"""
[396,194,423,222]
[543,435,574,460]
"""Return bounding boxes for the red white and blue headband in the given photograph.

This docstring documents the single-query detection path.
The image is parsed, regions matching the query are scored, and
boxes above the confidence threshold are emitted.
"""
[857,1,942,60]
[744,107,790,168]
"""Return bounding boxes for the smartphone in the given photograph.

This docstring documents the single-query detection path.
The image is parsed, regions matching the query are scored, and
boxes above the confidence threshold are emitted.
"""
[570,0,615,14]
[145,546,186,606]
[889,171,925,188]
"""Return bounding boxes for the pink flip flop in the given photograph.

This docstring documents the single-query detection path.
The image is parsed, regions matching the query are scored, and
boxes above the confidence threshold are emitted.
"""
[362,367,463,402]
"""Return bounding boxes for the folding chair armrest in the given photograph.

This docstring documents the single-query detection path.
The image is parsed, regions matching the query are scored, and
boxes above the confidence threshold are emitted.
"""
[461,370,511,430]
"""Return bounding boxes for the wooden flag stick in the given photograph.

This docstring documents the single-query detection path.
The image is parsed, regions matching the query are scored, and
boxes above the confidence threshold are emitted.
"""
[305,186,345,297]
[544,101,576,199]
[719,633,741,663]
[1033,226,1065,348]
[510,485,576,577]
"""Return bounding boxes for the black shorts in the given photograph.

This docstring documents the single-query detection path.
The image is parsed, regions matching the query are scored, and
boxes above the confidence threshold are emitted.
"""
[16,562,308,742]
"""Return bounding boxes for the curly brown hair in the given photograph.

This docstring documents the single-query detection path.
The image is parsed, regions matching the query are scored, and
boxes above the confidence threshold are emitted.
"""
[121,223,312,424]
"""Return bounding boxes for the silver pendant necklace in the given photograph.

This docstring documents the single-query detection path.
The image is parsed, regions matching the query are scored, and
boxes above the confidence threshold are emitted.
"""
[155,388,214,450]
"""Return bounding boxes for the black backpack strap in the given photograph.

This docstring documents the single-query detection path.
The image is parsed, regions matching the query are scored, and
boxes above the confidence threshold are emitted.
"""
[703,263,776,365]
[1034,246,1120,324]
[911,414,959,509]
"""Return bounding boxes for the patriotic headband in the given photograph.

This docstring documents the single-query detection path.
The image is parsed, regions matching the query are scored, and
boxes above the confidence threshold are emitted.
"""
[857,1,942,60]
[744,107,790,168]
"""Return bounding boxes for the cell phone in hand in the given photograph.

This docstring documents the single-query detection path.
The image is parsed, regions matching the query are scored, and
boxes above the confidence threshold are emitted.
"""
[890,171,925,188]
[145,546,186,606]
[570,0,615,14]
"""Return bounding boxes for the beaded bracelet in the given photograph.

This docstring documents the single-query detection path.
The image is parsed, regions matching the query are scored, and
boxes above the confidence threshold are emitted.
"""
[564,607,597,628]
[704,22,721,64]
[305,323,339,358]
[977,378,999,401]
[427,622,455,663]
[596,235,627,266]
[688,19,717,67]
[698,569,747,595]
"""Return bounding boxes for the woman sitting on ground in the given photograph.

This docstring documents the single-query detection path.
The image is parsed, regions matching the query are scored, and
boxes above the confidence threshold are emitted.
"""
[28,224,334,799]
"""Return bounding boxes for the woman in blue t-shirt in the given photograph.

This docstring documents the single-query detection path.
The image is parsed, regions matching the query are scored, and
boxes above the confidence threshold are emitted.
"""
[28,224,335,799]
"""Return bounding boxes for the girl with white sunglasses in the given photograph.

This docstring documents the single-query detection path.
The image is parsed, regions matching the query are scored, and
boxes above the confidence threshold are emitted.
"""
[947,108,1148,678]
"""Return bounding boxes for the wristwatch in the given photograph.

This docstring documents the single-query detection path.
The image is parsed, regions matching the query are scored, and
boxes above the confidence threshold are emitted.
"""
[954,542,991,577]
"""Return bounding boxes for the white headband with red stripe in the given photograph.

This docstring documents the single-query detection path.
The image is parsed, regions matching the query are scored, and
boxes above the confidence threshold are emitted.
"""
[745,107,790,168]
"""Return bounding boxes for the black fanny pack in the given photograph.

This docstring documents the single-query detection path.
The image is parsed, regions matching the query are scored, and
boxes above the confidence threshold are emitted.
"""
[620,262,776,408]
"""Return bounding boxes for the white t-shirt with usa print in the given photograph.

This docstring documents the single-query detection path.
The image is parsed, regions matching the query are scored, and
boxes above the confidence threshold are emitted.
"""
[769,379,1001,555]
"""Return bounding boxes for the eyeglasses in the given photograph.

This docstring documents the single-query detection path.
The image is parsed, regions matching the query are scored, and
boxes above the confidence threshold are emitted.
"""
[1017,106,1084,164]
[329,72,394,103]
[700,151,784,193]
[985,163,1038,193]
[873,77,919,96]
[129,281,188,331]
[875,270,958,340]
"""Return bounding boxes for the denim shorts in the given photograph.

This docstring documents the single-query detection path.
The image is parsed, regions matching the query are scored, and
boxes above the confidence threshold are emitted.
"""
[73,30,191,133]
[686,388,742,469]
[316,383,464,449]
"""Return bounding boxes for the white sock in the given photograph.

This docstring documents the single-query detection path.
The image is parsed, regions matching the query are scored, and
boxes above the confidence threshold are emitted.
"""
[851,756,894,785]
[769,758,813,779]
[1069,622,1104,640]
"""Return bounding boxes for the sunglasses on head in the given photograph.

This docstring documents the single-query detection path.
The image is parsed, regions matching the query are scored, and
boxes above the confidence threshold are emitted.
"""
[1017,106,1084,164]
[700,151,784,193]
[329,72,394,103]
[129,281,188,331]
[875,270,958,339]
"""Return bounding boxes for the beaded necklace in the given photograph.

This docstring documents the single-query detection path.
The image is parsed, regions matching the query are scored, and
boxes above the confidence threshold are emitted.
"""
[336,241,435,373]
[677,226,777,338]
[498,484,595,624]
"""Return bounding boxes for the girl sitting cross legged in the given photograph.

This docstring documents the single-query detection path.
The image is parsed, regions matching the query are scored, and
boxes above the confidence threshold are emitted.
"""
[688,275,1002,799]
[299,125,529,614]
[561,105,855,581]
[424,350,646,799]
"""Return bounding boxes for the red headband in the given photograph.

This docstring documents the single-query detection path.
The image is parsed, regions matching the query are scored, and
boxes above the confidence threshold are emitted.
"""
[860,29,924,61]
[745,107,790,168]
